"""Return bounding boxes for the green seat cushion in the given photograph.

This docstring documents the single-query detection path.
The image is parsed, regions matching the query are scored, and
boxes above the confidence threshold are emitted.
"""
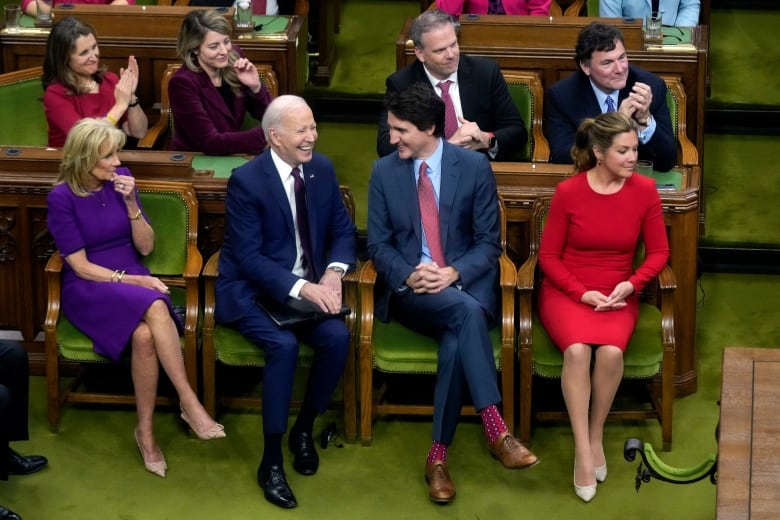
[372,319,502,374]
[213,324,314,367]
[58,287,187,359]
[532,303,663,378]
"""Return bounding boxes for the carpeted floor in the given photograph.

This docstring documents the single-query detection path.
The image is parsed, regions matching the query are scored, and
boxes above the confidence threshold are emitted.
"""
[7,272,780,519]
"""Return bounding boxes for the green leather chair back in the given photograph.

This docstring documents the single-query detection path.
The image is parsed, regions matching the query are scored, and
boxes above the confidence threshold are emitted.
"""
[587,0,599,15]
[501,70,547,162]
[0,67,46,146]
[505,82,534,162]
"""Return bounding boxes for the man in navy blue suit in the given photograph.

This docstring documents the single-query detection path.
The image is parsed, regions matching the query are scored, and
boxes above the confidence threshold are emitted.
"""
[377,9,527,162]
[1,341,49,520]
[544,22,677,172]
[216,95,357,509]
[368,83,538,505]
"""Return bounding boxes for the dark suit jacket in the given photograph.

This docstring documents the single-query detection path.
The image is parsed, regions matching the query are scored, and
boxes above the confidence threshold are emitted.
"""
[376,55,527,162]
[215,150,357,323]
[544,65,677,172]
[168,57,272,155]
[367,141,501,322]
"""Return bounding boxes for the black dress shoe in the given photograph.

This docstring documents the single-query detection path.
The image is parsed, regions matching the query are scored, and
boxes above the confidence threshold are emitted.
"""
[288,431,319,475]
[0,504,22,520]
[257,464,297,509]
[7,449,48,476]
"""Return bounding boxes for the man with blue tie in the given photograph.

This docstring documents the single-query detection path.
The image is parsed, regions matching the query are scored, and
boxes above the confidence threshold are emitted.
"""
[216,95,357,509]
[544,22,677,171]
[368,83,539,505]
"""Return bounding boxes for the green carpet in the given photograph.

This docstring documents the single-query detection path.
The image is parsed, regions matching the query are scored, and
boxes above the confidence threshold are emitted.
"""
[7,271,780,519]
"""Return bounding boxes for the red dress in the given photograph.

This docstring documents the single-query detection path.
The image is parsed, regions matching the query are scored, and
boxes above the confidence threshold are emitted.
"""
[43,72,124,148]
[538,172,669,352]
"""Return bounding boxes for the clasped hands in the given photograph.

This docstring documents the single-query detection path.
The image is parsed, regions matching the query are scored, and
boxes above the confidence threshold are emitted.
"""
[581,281,635,312]
[406,262,459,294]
[618,81,653,126]
[447,117,491,150]
[300,270,343,314]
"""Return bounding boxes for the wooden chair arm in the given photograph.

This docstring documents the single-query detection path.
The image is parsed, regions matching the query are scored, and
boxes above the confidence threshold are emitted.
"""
[531,131,551,163]
[44,252,64,334]
[137,115,169,149]
[657,264,677,293]
[202,251,220,335]
[677,131,699,167]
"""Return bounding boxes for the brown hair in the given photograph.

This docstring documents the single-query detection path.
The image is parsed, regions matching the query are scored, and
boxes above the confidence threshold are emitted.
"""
[571,112,638,171]
[176,9,241,93]
[42,16,107,94]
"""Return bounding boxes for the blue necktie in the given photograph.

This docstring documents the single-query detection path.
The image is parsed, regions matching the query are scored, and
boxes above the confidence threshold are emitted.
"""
[605,96,616,113]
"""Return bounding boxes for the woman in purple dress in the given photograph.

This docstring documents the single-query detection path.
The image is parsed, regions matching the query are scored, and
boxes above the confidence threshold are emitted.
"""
[47,118,225,478]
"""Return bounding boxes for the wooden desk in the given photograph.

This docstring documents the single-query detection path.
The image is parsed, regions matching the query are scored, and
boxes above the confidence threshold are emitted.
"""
[0,6,308,108]
[718,347,780,520]
[395,16,709,171]
[492,161,700,396]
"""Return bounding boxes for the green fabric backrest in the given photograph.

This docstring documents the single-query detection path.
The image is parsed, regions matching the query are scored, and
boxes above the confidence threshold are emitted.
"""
[138,190,189,276]
[0,76,47,146]
[587,0,599,15]
[505,82,534,162]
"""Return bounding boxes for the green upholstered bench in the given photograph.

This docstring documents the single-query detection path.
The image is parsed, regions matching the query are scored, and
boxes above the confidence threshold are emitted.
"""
[0,67,47,147]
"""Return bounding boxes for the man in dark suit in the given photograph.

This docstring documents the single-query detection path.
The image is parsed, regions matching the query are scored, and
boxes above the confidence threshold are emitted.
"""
[368,83,538,505]
[216,95,357,509]
[1,341,49,520]
[544,22,677,172]
[376,9,527,162]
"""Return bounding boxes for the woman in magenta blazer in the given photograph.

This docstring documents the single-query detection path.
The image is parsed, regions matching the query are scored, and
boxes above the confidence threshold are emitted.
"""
[436,0,551,16]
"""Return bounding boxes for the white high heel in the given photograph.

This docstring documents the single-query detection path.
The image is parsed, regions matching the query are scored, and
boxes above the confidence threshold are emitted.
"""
[573,464,597,502]
[594,463,607,483]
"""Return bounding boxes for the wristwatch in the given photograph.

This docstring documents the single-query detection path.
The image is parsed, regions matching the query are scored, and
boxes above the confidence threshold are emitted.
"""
[328,266,345,277]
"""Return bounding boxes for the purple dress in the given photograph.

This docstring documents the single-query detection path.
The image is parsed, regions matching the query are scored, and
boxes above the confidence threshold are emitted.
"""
[47,168,181,361]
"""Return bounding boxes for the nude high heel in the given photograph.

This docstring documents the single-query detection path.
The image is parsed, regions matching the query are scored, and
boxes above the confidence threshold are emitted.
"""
[594,463,608,483]
[180,406,226,440]
[134,428,167,478]
[573,463,596,502]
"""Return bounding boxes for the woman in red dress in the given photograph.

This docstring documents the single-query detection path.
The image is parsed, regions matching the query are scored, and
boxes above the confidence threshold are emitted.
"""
[538,112,669,502]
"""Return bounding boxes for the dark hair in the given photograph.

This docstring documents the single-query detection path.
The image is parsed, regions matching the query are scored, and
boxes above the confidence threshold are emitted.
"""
[574,22,625,66]
[42,16,106,93]
[385,82,445,138]
[571,112,638,171]
[409,9,458,49]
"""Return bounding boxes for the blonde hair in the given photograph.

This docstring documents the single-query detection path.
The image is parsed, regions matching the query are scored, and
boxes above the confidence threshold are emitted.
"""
[56,118,126,196]
[177,9,241,92]
[571,112,638,171]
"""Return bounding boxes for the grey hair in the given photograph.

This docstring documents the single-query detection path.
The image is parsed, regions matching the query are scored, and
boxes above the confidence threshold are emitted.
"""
[409,9,458,49]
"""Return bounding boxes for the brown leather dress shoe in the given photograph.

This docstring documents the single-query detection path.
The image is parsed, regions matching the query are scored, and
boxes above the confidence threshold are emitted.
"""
[488,432,539,469]
[425,460,456,504]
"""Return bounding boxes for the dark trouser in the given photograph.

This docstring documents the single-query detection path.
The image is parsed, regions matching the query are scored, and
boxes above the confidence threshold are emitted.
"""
[390,286,500,446]
[0,340,29,480]
[235,306,349,435]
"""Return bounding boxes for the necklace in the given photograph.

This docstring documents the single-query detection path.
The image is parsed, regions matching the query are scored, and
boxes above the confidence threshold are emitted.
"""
[93,184,106,207]
[82,79,97,93]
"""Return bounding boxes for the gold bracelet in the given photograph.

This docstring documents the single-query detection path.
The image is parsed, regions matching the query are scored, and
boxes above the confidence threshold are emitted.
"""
[106,114,118,126]
[117,270,126,283]
[129,209,142,220]
[110,270,119,282]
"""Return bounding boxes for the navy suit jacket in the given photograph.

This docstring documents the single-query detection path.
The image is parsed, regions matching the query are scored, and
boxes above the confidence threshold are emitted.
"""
[168,57,272,155]
[215,150,357,324]
[377,55,528,162]
[544,65,677,172]
[367,141,501,322]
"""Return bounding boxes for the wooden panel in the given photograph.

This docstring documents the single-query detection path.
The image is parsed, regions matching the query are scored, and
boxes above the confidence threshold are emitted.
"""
[718,348,780,520]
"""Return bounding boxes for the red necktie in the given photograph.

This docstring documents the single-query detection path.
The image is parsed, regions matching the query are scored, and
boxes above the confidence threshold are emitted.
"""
[252,0,267,15]
[292,167,315,280]
[437,81,458,139]
[417,161,446,266]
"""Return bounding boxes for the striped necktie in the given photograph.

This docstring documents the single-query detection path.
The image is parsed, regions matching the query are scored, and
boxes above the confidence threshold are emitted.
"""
[605,96,616,113]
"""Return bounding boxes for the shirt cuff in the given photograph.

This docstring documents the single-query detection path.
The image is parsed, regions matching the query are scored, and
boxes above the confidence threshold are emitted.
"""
[289,278,308,299]
[637,115,657,144]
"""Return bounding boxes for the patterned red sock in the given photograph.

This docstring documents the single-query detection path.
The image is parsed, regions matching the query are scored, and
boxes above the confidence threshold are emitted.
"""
[426,440,448,464]
[480,404,508,445]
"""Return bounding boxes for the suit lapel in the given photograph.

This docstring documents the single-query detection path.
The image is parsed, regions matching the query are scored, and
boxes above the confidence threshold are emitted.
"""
[197,71,237,125]
[438,144,460,256]
[457,57,478,121]
[259,152,296,240]
[394,156,423,246]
